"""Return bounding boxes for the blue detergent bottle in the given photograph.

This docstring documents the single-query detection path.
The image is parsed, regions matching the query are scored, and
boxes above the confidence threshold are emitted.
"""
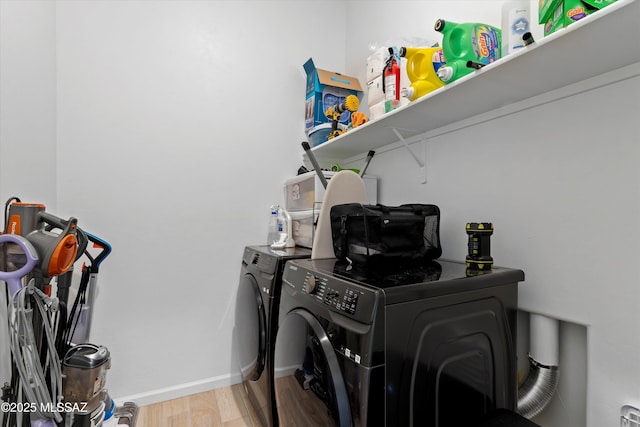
[434,19,502,83]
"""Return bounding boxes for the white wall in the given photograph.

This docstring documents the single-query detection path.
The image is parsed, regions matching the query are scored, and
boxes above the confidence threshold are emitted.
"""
[1,0,347,405]
[0,0,57,396]
[2,1,639,426]
[344,2,640,427]
[0,0,57,202]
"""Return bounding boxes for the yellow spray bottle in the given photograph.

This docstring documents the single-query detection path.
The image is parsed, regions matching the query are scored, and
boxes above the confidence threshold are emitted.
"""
[399,46,446,101]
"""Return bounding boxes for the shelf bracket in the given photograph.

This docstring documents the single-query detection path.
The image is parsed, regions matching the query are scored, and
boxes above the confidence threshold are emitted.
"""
[391,127,427,184]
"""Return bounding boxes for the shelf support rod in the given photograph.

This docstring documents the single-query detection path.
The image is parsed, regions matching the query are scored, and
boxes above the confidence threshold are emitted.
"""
[391,127,427,184]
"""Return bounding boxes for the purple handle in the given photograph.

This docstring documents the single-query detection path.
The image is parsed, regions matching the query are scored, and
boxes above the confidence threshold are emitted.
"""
[0,234,39,297]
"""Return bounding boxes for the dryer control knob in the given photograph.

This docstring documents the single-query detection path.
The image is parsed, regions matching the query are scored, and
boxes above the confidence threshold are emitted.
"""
[251,253,260,264]
[305,275,318,294]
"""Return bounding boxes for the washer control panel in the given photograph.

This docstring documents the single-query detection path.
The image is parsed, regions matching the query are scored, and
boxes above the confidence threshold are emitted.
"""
[281,259,383,367]
[296,269,377,323]
[323,286,359,315]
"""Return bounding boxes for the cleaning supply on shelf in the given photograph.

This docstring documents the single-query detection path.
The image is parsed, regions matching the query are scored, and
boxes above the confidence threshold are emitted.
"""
[365,46,386,119]
[325,95,360,140]
[523,32,535,46]
[399,46,446,101]
[350,111,368,128]
[366,47,387,86]
[434,19,502,83]
[366,41,414,119]
[502,0,531,56]
[383,47,402,112]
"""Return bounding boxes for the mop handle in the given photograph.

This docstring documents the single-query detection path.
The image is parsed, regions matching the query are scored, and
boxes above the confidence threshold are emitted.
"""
[302,141,328,189]
[359,151,375,177]
[85,232,112,272]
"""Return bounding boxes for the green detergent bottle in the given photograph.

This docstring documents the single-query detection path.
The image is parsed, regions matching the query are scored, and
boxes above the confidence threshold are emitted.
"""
[434,19,502,83]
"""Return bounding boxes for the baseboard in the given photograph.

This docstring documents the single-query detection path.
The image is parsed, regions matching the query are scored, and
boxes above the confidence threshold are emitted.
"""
[112,372,243,407]
[273,365,297,378]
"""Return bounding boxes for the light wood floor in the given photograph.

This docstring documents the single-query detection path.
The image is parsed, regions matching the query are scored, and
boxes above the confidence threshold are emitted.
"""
[136,384,260,427]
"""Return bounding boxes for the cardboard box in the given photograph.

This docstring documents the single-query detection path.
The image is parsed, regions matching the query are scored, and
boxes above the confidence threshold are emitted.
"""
[538,0,564,35]
[539,0,618,36]
[564,0,618,26]
[303,58,363,141]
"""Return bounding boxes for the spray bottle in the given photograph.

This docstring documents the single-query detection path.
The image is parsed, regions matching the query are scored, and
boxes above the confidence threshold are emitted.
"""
[399,46,446,101]
[434,19,502,84]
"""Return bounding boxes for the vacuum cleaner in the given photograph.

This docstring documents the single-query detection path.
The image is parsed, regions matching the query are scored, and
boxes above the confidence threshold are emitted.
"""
[0,198,138,427]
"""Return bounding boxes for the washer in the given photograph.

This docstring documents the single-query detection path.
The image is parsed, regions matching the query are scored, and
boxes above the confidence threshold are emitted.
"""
[273,258,525,427]
[233,245,311,427]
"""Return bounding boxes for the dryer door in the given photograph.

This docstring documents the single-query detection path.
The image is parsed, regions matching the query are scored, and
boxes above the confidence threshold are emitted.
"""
[235,273,267,381]
[273,309,352,427]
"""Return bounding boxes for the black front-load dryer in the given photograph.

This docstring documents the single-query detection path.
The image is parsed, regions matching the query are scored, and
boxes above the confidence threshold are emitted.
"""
[233,245,311,427]
[274,258,525,427]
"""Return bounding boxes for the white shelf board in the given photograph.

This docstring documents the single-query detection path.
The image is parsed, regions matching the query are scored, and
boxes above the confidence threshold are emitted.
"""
[306,0,640,166]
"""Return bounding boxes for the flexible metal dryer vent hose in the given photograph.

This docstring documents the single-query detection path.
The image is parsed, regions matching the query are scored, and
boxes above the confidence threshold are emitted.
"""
[517,357,560,419]
[517,313,561,419]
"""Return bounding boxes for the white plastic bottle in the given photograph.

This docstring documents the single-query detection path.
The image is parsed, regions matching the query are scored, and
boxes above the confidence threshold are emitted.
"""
[274,207,295,248]
[267,205,279,245]
[276,207,286,236]
[502,0,530,56]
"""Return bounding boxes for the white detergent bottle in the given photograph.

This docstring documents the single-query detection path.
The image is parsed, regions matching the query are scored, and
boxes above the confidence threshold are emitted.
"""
[271,207,295,249]
[267,205,279,245]
[502,0,530,56]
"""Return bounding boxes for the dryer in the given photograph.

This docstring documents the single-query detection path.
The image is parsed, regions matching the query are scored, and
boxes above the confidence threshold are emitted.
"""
[233,245,311,427]
[273,258,526,427]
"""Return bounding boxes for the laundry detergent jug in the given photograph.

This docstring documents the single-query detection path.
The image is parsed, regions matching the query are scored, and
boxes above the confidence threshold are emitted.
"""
[434,19,502,83]
[399,46,446,101]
